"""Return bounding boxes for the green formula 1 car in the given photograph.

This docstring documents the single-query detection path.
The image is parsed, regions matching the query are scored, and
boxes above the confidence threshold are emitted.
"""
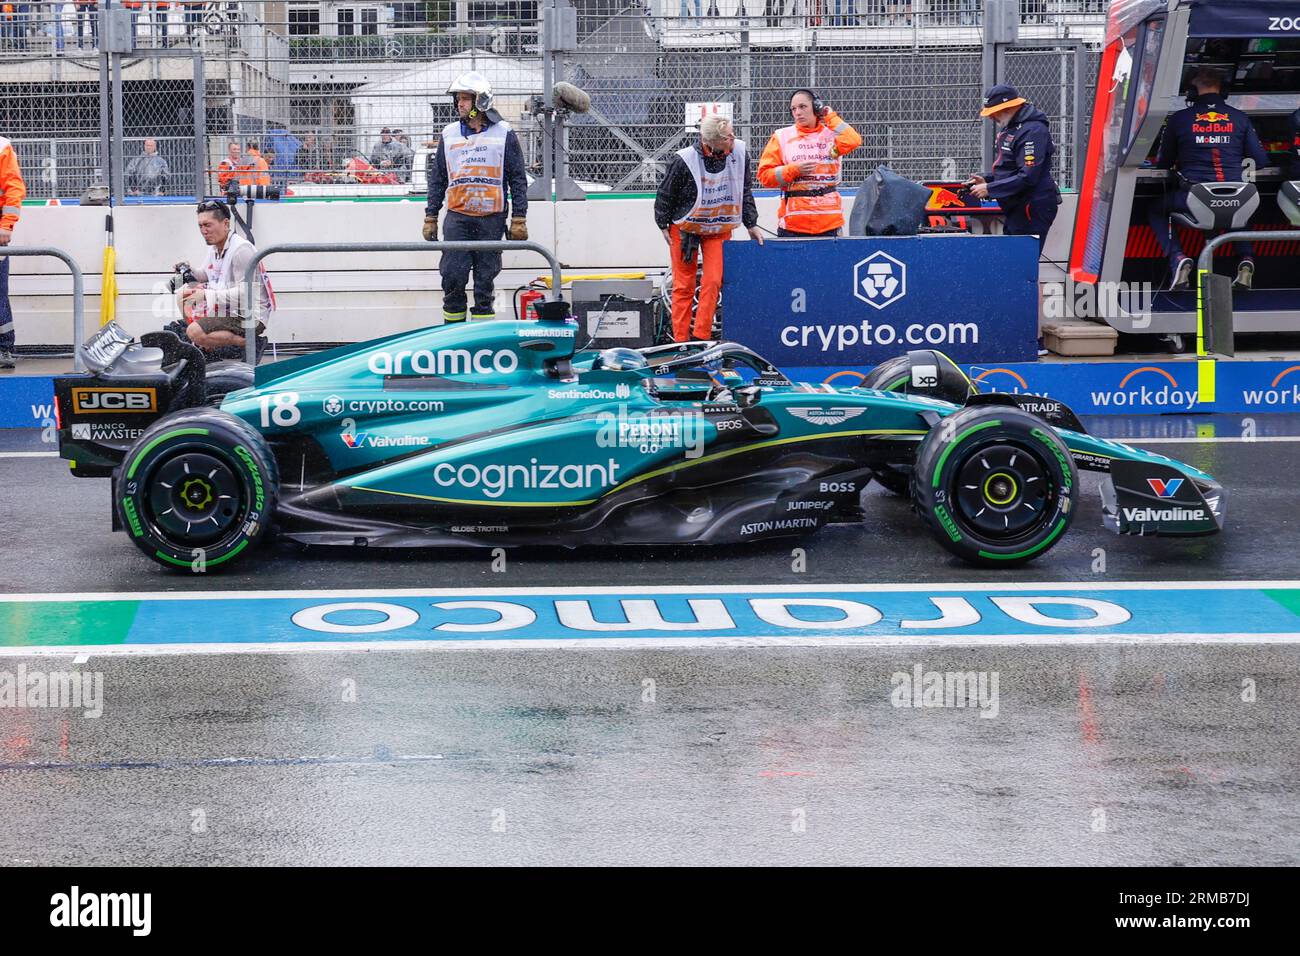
[54,305,1225,571]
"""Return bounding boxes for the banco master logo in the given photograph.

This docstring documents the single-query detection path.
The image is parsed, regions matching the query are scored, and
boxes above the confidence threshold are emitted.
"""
[853,251,906,310]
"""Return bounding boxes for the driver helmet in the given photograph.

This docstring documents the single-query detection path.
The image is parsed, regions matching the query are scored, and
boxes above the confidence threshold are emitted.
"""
[596,347,648,371]
[446,72,495,115]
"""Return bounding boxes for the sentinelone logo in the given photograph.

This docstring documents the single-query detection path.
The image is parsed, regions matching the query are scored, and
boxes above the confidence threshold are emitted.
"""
[1243,365,1300,406]
[1090,366,1199,410]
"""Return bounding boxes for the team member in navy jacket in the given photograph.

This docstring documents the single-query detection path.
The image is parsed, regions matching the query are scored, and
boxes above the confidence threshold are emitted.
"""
[1149,68,1269,290]
[966,84,1061,253]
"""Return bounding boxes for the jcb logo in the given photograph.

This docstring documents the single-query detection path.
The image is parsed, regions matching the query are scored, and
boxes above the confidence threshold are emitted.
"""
[71,387,158,414]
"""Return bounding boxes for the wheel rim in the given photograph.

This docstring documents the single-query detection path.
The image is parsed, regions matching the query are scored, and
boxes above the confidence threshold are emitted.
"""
[951,442,1053,541]
[145,451,245,545]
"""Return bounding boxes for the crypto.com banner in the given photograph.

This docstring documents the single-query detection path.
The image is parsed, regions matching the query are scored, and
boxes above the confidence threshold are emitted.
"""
[723,234,1039,366]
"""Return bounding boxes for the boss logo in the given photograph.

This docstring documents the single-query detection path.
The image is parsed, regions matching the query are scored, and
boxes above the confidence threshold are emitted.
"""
[71,387,158,414]
[819,481,857,493]
[1268,16,1297,30]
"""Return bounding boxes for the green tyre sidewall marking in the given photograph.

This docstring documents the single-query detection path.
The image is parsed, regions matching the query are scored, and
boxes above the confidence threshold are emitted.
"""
[915,407,1075,566]
[118,414,275,573]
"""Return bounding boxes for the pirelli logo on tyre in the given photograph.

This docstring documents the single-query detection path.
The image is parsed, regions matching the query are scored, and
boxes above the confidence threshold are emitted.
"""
[71,387,159,415]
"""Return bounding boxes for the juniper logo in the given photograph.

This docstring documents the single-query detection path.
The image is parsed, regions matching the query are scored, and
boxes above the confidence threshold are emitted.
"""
[50,887,151,936]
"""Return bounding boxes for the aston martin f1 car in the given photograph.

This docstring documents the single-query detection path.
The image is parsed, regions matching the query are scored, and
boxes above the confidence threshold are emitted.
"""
[54,307,1225,572]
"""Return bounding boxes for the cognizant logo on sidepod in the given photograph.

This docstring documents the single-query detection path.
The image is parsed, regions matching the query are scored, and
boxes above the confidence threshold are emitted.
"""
[433,458,623,499]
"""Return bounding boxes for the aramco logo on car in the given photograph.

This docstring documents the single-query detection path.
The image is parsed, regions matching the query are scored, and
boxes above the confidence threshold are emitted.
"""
[853,251,907,310]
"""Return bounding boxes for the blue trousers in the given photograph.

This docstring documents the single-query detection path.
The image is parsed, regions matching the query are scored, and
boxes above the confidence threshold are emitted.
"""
[1003,199,1058,254]
[439,211,507,316]
[0,256,12,349]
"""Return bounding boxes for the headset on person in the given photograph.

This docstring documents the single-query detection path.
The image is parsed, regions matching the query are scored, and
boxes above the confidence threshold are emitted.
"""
[791,88,825,120]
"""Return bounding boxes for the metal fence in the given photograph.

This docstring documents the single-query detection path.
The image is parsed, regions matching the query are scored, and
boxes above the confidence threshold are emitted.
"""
[0,1,1102,200]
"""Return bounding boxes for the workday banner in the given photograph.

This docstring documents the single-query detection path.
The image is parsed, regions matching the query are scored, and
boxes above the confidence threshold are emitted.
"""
[722,234,1039,367]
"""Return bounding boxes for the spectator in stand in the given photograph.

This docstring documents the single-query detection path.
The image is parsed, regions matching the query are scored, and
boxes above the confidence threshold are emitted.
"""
[297,131,325,178]
[182,0,201,46]
[150,1,170,48]
[391,129,415,181]
[370,127,412,177]
[74,0,98,49]
[125,138,170,196]
[216,140,241,191]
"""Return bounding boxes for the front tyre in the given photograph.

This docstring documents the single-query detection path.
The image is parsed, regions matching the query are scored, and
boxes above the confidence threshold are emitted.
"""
[911,406,1076,566]
[116,408,278,572]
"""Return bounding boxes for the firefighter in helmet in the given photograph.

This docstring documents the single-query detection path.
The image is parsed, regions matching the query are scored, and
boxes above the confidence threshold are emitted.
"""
[422,71,529,322]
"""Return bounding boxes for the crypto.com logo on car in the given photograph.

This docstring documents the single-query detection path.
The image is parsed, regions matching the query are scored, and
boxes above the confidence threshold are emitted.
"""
[853,251,907,310]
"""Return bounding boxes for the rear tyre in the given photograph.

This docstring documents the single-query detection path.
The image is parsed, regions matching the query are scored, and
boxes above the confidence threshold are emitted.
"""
[911,405,1076,566]
[860,356,914,495]
[116,408,278,572]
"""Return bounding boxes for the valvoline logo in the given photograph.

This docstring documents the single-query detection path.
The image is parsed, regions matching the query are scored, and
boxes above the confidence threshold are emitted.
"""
[342,431,365,449]
[1147,477,1184,498]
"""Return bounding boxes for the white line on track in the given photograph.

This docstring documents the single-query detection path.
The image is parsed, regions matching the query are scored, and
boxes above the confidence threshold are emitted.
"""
[1124,436,1300,444]
[0,450,57,457]
[0,633,1297,657]
[4,580,1299,603]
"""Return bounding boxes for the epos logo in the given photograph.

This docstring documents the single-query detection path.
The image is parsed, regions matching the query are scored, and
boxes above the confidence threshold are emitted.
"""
[853,252,907,310]
[71,387,158,414]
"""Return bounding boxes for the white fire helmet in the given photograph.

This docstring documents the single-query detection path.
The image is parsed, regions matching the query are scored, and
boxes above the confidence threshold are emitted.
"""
[446,72,494,114]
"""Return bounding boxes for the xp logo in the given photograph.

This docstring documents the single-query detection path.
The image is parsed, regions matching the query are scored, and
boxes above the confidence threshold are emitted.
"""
[853,252,906,310]
[323,395,344,417]
[1147,477,1184,498]
[71,387,157,414]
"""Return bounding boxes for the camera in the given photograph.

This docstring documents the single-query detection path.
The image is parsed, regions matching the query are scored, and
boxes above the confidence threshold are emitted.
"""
[167,261,198,293]
[224,183,281,201]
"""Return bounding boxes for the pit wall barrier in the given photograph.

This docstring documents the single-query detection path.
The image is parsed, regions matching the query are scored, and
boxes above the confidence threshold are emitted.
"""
[5,358,1300,429]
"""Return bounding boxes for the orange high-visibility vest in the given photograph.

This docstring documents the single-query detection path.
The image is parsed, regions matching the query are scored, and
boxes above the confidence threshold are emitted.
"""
[757,110,862,234]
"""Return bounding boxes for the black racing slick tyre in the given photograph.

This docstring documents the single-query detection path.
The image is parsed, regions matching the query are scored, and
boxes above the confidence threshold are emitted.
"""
[860,356,914,496]
[911,405,1076,567]
[116,408,278,573]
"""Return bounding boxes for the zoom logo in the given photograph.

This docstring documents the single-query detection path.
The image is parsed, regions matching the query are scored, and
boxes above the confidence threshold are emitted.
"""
[1269,16,1298,31]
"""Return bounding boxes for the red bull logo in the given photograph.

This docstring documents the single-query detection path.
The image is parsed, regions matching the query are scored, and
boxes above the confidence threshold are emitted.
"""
[1195,111,1230,123]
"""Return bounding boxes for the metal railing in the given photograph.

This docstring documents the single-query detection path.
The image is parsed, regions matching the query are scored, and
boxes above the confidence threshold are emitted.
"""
[240,239,566,365]
[1196,229,1300,356]
[0,246,87,371]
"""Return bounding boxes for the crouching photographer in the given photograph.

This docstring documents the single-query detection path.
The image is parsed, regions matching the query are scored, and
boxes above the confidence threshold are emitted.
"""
[164,199,274,362]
